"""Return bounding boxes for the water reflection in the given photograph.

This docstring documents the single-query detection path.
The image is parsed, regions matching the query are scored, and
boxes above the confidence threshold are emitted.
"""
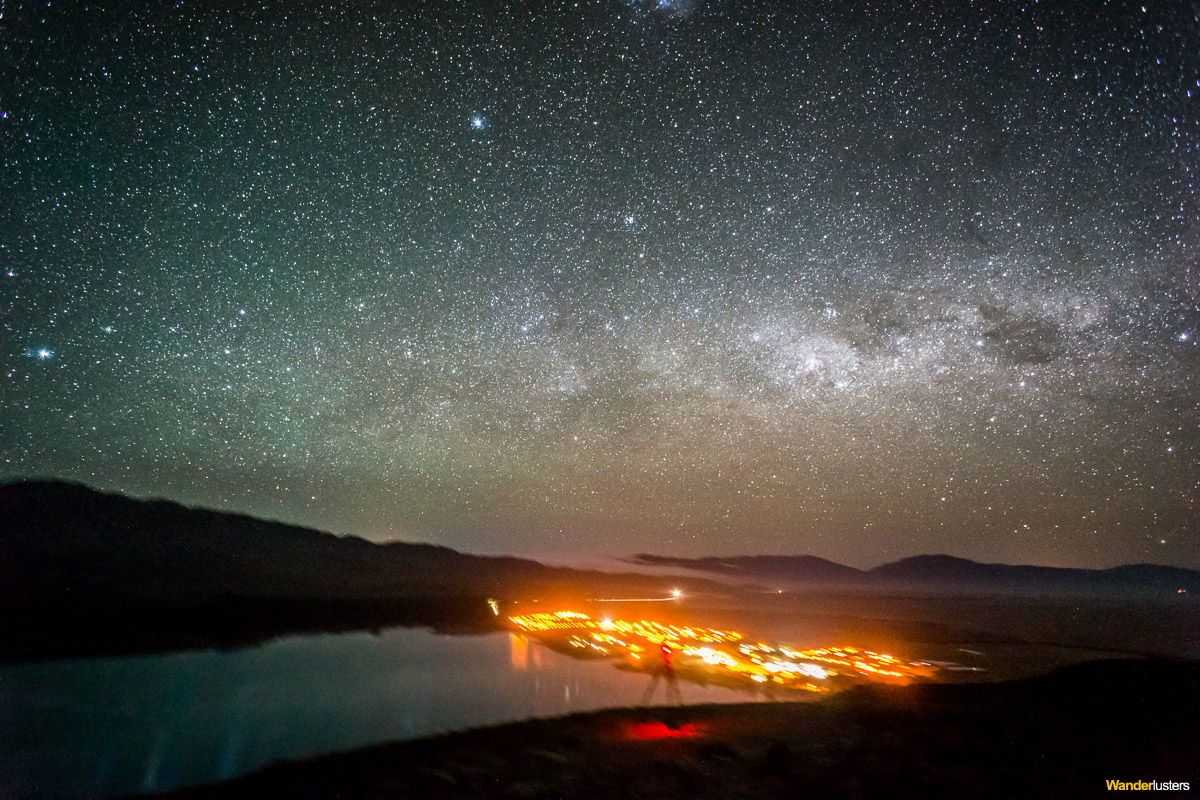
[0,628,763,799]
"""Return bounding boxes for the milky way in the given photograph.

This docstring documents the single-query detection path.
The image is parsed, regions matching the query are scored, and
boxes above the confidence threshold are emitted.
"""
[2,0,1198,567]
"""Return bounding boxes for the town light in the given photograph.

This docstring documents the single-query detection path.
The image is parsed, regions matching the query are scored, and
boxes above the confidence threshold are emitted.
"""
[506,609,936,693]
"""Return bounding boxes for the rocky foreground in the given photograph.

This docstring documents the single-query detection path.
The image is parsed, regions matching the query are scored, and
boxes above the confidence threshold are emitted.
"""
[157,659,1198,800]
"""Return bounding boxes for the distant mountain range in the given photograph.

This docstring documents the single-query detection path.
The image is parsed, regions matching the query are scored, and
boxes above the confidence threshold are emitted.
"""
[630,553,1200,595]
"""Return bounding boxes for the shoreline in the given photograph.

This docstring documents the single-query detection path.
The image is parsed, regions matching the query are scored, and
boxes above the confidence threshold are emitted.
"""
[151,658,1199,800]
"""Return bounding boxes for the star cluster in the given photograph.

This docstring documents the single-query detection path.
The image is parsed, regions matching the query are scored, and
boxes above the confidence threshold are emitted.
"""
[2,0,1198,567]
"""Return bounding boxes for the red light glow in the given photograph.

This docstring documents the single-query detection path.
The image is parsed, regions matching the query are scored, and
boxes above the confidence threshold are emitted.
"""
[622,721,707,741]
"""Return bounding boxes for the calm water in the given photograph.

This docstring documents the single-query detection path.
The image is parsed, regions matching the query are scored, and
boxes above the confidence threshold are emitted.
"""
[0,628,762,799]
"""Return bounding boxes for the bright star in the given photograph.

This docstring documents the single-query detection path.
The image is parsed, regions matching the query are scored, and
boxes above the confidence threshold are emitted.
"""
[25,347,55,361]
[469,113,488,130]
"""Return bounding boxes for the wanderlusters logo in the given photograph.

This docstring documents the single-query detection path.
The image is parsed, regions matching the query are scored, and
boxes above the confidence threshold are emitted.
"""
[1105,779,1191,792]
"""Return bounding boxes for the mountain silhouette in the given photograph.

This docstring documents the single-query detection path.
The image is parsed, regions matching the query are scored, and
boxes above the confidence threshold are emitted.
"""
[630,553,865,583]
[1,480,558,601]
[0,480,703,660]
[630,552,1200,595]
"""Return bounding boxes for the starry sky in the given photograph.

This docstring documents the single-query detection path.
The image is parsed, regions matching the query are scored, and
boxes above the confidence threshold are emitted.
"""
[3,0,1198,568]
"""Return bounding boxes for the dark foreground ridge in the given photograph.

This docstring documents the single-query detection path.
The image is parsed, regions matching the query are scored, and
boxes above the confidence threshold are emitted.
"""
[153,659,1199,800]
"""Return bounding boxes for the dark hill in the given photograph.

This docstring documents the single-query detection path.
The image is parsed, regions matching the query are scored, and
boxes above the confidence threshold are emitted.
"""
[630,553,865,583]
[0,480,715,662]
[869,554,1087,582]
[630,552,1200,595]
[0,480,557,601]
[868,554,1200,593]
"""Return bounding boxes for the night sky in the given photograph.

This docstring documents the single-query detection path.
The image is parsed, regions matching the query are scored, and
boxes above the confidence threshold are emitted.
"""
[3,0,1198,568]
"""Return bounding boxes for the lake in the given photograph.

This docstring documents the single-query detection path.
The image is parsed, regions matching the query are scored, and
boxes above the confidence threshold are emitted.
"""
[0,627,764,799]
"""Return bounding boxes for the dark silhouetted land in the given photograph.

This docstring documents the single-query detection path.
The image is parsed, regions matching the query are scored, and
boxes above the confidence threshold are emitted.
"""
[631,552,1200,595]
[153,658,1199,800]
[0,480,725,661]
[4,480,1198,664]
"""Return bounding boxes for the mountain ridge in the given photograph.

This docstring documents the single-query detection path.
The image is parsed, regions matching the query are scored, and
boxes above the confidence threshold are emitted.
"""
[630,552,1199,594]
[0,479,724,661]
[5,480,1194,598]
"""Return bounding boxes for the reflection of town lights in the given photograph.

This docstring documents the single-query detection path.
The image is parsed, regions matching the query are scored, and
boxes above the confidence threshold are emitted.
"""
[600,617,615,630]
[671,588,683,600]
[487,598,499,616]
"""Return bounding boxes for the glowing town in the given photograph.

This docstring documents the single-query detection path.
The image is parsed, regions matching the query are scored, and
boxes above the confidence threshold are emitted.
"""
[505,608,939,695]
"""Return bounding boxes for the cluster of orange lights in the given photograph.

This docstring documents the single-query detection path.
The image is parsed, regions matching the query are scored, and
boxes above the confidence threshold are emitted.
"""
[507,610,937,693]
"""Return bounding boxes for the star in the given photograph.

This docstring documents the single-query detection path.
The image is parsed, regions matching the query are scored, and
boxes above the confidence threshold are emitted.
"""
[25,347,55,361]
[1,0,1197,569]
